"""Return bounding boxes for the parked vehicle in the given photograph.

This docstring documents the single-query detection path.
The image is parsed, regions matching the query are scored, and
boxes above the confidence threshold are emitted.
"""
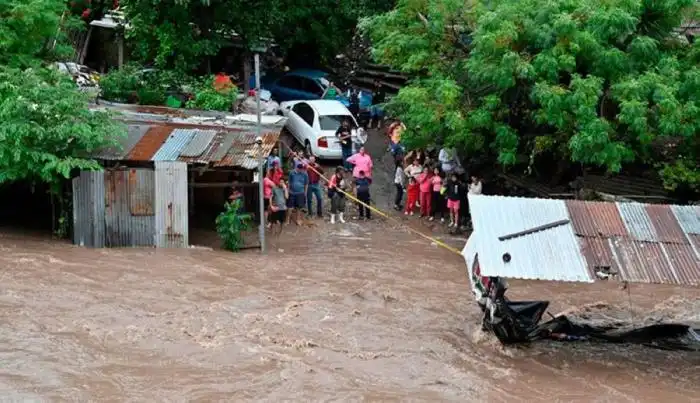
[280,100,366,160]
[251,69,373,109]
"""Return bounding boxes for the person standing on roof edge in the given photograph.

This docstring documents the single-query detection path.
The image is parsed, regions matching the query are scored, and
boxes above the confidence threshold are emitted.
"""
[336,118,353,171]
[287,163,309,226]
[370,79,386,130]
[306,155,324,219]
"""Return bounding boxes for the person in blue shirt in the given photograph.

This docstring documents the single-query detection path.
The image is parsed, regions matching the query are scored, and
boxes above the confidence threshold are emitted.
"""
[266,147,281,170]
[354,170,372,220]
[287,164,309,225]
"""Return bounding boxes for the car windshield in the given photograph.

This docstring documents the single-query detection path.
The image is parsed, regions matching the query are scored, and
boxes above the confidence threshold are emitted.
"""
[319,115,355,131]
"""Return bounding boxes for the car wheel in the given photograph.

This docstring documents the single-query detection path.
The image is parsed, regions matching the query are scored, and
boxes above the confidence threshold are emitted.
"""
[305,140,313,157]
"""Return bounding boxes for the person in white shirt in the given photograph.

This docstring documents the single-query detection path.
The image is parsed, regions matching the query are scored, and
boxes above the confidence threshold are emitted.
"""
[438,147,456,174]
[468,175,482,195]
[403,159,423,179]
[393,163,405,210]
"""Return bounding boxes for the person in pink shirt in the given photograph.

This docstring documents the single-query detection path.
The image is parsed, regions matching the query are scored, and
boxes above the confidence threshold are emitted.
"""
[417,166,433,217]
[263,169,276,228]
[429,167,445,222]
[346,146,373,179]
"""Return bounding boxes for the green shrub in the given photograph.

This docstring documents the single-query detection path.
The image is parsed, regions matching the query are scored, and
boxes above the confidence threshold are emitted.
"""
[185,76,238,111]
[215,199,252,251]
[99,63,141,102]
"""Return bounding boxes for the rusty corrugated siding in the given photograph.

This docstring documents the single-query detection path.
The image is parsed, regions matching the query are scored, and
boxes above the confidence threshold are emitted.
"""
[579,237,620,278]
[128,168,155,216]
[127,125,173,161]
[617,202,657,242]
[103,169,156,247]
[151,128,197,161]
[72,170,106,248]
[566,200,628,237]
[645,204,687,244]
[215,131,279,169]
[154,161,188,248]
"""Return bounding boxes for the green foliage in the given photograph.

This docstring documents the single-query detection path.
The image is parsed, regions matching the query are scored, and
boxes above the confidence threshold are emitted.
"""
[185,75,238,111]
[0,0,82,68]
[215,199,252,252]
[0,65,123,184]
[363,0,700,191]
[100,64,186,105]
[99,63,142,102]
[121,0,395,72]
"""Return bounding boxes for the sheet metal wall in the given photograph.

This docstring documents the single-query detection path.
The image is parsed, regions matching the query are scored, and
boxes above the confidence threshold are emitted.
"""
[103,169,156,247]
[154,161,189,248]
[72,171,106,247]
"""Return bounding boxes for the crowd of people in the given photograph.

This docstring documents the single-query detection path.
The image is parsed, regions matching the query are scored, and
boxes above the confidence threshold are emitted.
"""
[387,123,482,230]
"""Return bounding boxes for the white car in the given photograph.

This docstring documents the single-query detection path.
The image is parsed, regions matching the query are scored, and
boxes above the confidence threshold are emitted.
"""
[280,100,366,160]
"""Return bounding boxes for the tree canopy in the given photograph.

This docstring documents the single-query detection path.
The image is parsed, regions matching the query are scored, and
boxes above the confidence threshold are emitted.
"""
[0,0,121,186]
[121,0,394,72]
[362,0,700,193]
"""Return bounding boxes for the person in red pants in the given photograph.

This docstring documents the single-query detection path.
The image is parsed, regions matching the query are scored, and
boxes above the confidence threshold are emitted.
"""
[404,177,420,215]
[417,167,433,217]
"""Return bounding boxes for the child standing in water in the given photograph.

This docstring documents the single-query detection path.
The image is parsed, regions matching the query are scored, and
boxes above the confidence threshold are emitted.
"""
[430,167,445,222]
[404,176,420,215]
[446,173,463,227]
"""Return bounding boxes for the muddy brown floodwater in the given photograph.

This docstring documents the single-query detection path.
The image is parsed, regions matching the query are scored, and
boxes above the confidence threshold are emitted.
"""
[1,130,699,402]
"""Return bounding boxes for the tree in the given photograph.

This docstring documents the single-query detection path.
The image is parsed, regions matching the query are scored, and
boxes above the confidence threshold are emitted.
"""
[362,0,700,193]
[120,0,395,72]
[0,0,122,186]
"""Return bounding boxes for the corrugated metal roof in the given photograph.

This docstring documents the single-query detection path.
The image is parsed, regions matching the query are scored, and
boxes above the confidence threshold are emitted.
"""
[214,131,279,169]
[467,195,700,287]
[209,132,238,162]
[646,204,688,243]
[127,125,173,160]
[567,200,628,237]
[467,194,593,283]
[672,205,700,234]
[96,124,150,160]
[151,128,197,161]
[180,130,217,157]
[617,202,657,242]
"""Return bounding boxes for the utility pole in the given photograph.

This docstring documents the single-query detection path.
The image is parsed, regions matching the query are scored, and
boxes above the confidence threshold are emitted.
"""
[254,52,265,253]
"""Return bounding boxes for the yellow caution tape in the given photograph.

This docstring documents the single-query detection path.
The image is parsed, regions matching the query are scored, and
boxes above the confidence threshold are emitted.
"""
[277,139,464,256]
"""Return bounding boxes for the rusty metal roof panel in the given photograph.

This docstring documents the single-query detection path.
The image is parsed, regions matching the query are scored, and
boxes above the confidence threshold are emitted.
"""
[672,205,700,234]
[662,242,700,286]
[96,124,151,160]
[617,202,657,242]
[215,131,280,170]
[151,128,197,161]
[127,125,173,161]
[611,239,673,284]
[566,200,628,237]
[579,237,621,279]
[468,194,592,283]
[645,204,688,244]
[180,130,217,157]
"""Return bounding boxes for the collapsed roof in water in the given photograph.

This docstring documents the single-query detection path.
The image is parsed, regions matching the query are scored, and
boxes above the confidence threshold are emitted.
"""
[464,194,700,287]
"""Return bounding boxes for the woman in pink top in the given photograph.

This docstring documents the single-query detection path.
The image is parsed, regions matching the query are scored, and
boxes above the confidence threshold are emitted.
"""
[263,169,276,228]
[429,167,445,222]
[417,167,433,217]
[346,146,373,179]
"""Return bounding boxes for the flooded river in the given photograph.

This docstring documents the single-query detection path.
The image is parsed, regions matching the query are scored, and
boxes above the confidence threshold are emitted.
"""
[0,225,698,402]
[1,131,698,402]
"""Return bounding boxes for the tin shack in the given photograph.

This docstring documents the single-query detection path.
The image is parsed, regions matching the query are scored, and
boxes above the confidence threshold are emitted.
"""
[73,103,286,248]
